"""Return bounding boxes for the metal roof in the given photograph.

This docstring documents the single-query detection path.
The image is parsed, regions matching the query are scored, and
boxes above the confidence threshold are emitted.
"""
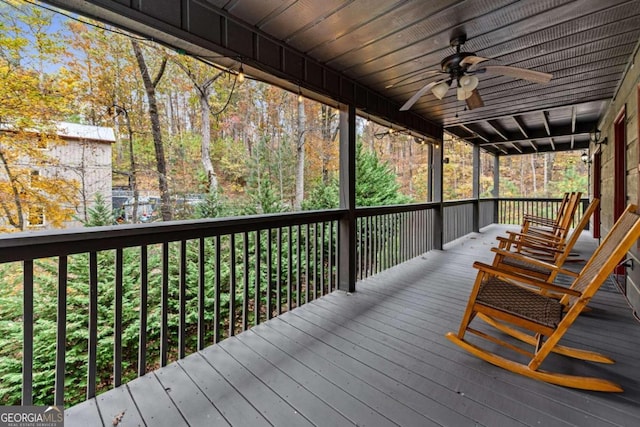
[47,0,640,155]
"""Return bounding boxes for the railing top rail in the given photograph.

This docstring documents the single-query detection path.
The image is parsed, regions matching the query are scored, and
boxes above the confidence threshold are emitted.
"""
[497,197,588,202]
[442,198,477,207]
[355,202,440,217]
[0,209,346,263]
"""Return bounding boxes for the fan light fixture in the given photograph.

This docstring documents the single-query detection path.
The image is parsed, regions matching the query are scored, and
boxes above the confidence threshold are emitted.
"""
[457,87,472,101]
[431,81,450,100]
[459,75,479,92]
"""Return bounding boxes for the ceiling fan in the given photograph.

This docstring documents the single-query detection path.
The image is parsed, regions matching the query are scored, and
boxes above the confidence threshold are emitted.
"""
[399,34,553,111]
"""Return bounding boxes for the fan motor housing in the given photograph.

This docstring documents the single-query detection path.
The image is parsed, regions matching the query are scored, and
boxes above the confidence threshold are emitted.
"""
[441,52,475,77]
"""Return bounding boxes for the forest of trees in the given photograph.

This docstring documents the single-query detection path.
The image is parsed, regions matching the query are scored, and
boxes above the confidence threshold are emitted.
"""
[0,0,588,407]
[0,1,586,232]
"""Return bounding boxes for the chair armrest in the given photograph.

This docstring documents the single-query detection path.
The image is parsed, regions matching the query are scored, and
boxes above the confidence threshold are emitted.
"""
[473,261,582,297]
[491,248,558,269]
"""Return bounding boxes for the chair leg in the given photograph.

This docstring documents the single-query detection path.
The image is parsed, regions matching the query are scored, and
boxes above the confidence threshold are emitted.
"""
[455,274,486,338]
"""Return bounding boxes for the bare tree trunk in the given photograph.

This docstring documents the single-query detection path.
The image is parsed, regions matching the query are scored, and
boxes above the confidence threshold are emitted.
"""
[543,152,548,195]
[294,99,306,210]
[199,94,218,193]
[520,158,525,196]
[319,105,338,183]
[0,150,24,229]
[131,40,172,221]
[171,59,224,195]
[530,155,537,194]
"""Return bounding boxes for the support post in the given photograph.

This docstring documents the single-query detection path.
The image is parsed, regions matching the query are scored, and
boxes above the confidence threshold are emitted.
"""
[338,104,356,292]
[472,143,480,232]
[493,154,500,224]
[432,140,444,250]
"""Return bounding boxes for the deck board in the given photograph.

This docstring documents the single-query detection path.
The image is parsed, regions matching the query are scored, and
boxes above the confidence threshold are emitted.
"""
[126,371,188,427]
[65,225,640,426]
[154,362,229,426]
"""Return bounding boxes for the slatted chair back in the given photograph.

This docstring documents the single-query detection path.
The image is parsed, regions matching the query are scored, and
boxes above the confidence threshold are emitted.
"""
[561,204,640,307]
[521,192,581,241]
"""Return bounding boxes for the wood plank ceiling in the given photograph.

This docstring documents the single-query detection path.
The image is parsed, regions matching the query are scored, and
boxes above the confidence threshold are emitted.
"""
[202,0,640,155]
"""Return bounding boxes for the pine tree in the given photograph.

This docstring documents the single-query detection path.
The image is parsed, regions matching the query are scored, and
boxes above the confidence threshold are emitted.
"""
[82,193,114,227]
[304,142,412,209]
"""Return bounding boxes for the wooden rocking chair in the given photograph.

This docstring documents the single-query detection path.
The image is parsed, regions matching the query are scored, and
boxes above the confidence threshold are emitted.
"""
[492,198,600,282]
[521,191,570,229]
[518,191,582,243]
[446,204,640,392]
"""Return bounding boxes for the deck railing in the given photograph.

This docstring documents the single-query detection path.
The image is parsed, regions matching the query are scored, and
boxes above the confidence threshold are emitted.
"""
[0,197,587,407]
[0,210,344,406]
[498,197,589,229]
[356,203,439,280]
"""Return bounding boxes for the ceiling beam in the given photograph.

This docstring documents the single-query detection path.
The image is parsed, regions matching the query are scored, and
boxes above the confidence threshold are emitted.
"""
[570,106,577,149]
[510,142,523,154]
[442,100,607,128]
[478,122,593,146]
[512,115,529,138]
[459,124,491,143]
[486,120,509,141]
[542,111,552,136]
[549,138,556,150]
[528,140,538,152]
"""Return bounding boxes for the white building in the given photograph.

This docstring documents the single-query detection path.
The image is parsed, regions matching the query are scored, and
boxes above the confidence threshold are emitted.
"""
[0,122,115,230]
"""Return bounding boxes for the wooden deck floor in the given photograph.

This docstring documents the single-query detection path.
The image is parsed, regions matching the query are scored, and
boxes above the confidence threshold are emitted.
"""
[66,225,640,427]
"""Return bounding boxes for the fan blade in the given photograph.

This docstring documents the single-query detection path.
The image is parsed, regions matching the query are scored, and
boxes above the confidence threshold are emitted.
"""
[385,69,444,88]
[460,55,490,70]
[465,89,484,110]
[399,79,449,111]
[480,65,552,84]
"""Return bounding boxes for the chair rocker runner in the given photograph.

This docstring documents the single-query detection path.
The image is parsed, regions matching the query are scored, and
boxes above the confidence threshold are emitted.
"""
[446,204,640,392]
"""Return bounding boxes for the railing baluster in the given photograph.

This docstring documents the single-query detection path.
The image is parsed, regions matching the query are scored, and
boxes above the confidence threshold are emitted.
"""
[320,222,325,296]
[113,250,122,386]
[214,235,221,344]
[296,225,301,308]
[23,259,34,405]
[276,228,282,316]
[242,232,249,331]
[229,234,237,337]
[161,242,169,366]
[304,224,311,303]
[139,245,148,376]
[87,252,98,399]
[328,221,334,291]
[267,228,273,319]
[55,256,68,405]
[179,240,186,360]
[255,230,261,326]
[287,226,293,311]
[313,223,318,300]
[356,218,361,280]
[198,237,206,350]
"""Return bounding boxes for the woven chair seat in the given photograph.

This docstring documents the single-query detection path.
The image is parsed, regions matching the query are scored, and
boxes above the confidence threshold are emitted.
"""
[477,277,563,329]
[501,257,552,276]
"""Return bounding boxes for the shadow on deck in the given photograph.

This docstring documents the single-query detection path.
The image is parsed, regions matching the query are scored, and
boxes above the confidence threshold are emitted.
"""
[66,225,640,426]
